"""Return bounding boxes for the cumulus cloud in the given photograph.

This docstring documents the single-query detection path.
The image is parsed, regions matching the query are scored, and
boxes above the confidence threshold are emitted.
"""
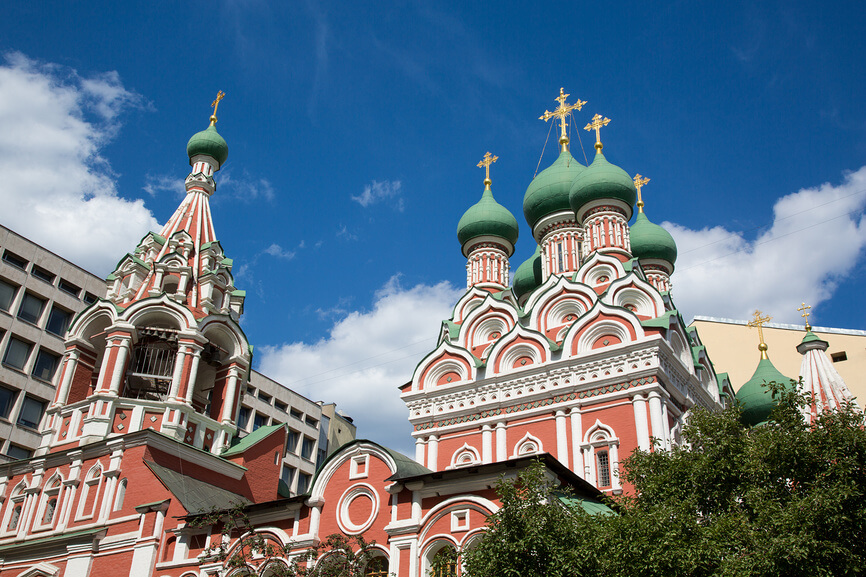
[257,276,463,454]
[263,243,296,260]
[143,174,185,197]
[218,171,275,202]
[669,166,866,323]
[351,179,404,210]
[0,52,159,275]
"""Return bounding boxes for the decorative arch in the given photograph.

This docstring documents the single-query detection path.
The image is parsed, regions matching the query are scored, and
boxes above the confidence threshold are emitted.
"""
[34,472,63,529]
[16,563,61,577]
[581,420,621,491]
[308,442,401,504]
[573,252,627,287]
[448,444,481,469]
[603,275,664,318]
[562,302,645,356]
[3,478,28,534]
[123,296,196,330]
[512,432,543,457]
[76,462,104,521]
[457,296,519,353]
[465,314,510,359]
[669,330,694,373]
[411,342,477,392]
[485,325,551,375]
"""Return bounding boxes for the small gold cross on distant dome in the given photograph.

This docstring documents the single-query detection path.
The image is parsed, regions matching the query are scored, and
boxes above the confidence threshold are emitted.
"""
[747,310,773,358]
[798,302,812,331]
[539,87,586,152]
[210,90,226,124]
[477,152,498,189]
[584,113,611,151]
[633,174,650,212]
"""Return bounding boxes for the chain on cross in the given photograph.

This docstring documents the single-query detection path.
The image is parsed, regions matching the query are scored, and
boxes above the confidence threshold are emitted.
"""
[539,88,586,150]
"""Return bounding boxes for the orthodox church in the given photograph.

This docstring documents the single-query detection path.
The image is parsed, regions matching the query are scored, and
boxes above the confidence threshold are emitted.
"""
[0,90,856,577]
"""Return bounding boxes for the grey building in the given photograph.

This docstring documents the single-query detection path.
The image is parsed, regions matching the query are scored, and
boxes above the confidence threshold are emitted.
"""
[0,225,105,462]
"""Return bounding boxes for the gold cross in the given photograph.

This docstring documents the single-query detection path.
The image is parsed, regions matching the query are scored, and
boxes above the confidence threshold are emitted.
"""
[477,152,498,188]
[798,302,812,331]
[210,90,225,124]
[747,310,772,358]
[633,174,650,212]
[584,113,611,151]
[539,88,586,152]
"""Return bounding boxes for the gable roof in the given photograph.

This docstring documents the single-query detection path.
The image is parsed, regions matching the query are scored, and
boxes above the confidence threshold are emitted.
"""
[221,423,286,458]
[144,460,250,514]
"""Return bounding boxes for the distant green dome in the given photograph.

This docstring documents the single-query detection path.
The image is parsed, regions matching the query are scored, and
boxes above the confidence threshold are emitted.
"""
[630,211,678,266]
[457,188,520,251]
[512,245,543,301]
[187,124,228,166]
[523,150,585,230]
[736,356,793,426]
[569,151,636,219]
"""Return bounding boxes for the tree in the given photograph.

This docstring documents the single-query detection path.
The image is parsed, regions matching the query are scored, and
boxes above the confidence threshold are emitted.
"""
[464,384,866,577]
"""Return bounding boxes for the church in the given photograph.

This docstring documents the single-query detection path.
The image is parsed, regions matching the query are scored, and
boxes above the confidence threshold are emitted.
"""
[0,89,855,577]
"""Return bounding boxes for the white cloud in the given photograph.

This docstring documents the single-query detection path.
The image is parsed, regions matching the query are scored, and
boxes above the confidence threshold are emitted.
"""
[263,243,296,260]
[143,174,185,197]
[218,171,275,202]
[669,166,866,324]
[351,179,404,211]
[257,276,463,455]
[0,52,159,275]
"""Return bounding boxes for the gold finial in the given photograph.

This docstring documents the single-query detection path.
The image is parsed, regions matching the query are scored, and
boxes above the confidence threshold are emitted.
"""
[539,87,586,152]
[477,152,498,189]
[747,310,773,359]
[633,174,650,213]
[798,302,812,331]
[210,90,225,125]
[584,113,611,152]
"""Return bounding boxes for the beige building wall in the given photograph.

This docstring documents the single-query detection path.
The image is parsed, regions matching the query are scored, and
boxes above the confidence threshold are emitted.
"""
[690,317,866,408]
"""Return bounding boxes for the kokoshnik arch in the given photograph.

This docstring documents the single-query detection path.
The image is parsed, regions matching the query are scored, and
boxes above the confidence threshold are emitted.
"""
[0,89,856,577]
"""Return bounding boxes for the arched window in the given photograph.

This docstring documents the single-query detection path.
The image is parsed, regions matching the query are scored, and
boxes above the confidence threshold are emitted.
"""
[430,545,458,577]
[35,474,62,529]
[113,478,127,512]
[3,481,26,534]
[364,556,388,577]
[76,464,103,520]
[7,504,22,532]
[595,450,611,488]
[124,332,177,402]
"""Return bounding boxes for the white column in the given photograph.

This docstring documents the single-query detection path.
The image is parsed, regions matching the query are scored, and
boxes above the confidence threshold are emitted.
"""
[220,366,241,424]
[555,410,569,468]
[94,342,115,392]
[495,422,507,461]
[55,350,81,405]
[426,435,438,471]
[610,443,621,491]
[167,346,189,401]
[481,425,493,464]
[661,402,672,450]
[414,437,426,465]
[570,408,583,477]
[186,347,203,401]
[632,394,651,451]
[648,391,665,450]
[411,491,422,522]
[108,337,132,395]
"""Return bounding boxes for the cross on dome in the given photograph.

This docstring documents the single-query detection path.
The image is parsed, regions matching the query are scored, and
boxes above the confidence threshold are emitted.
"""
[539,87,586,152]
[633,174,650,212]
[798,302,812,331]
[584,113,611,151]
[747,310,773,359]
[477,151,498,189]
[210,90,226,125]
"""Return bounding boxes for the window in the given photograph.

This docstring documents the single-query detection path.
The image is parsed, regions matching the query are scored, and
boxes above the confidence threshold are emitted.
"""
[237,406,251,430]
[3,338,32,371]
[113,478,127,511]
[557,241,565,271]
[253,412,268,431]
[83,292,98,305]
[46,306,71,336]
[30,265,55,285]
[831,351,848,362]
[58,279,81,298]
[246,386,256,396]
[2,251,27,270]
[0,279,16,312]
[274,400,287,412]
[365,557,389,577]
[281,465,295,485]
[297,472,311,494]
[287,429,299,454]
[430,546,458,577]
[305,415,319,427]
[258,391,272,404]
[31,349,60,381]
[301,436,315,460]
[290,408,303,420]
[596,450,611,488]
[0,386,17,419]
[5,445,30,460]
[17,292,45,324]
[17,396,46,429]
[7,504,22,531]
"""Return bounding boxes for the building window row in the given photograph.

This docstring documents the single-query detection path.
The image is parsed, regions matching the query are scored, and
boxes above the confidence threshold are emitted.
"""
[1,249,98,304]
[0,278,73,338]
[1,333,61,382]
[0,382,47,431]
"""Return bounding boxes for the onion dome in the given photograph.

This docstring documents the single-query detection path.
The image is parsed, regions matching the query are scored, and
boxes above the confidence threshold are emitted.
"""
[523,150,585,229]
[457,188,520,255]
[568,150,636,221]
[512,245,542,301]
[630,211,678,266]
[187,124,228,167]
[736,343,793,427]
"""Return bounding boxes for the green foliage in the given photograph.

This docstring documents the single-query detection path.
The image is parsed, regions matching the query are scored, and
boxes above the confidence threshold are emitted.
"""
[464,384,866,577]
[189,504,378,576]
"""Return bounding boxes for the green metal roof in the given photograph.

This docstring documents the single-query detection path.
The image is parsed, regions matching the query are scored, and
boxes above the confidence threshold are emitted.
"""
[512,244,543,301]
[222,423,286,458]
[736,356,794,426]
[569,150,636,217]
[556,493,615,516]
[0,527,104,554]
[144,460,250,514]
[457,188,519,249]
[629,210,677,266]
[187,123,228,166]
[523,149,585,229]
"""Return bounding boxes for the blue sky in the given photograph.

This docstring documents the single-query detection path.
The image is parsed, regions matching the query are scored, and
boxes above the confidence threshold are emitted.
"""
[1,1,865,451]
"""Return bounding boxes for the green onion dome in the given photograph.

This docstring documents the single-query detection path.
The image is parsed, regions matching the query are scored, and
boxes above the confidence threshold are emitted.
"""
[457,188,519,255]
[736,354,793,426]
[523,150,585,230]
[187,124,228,167]
[512,245,543,301]
[629,211,678,267]
[568,151,636,221]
